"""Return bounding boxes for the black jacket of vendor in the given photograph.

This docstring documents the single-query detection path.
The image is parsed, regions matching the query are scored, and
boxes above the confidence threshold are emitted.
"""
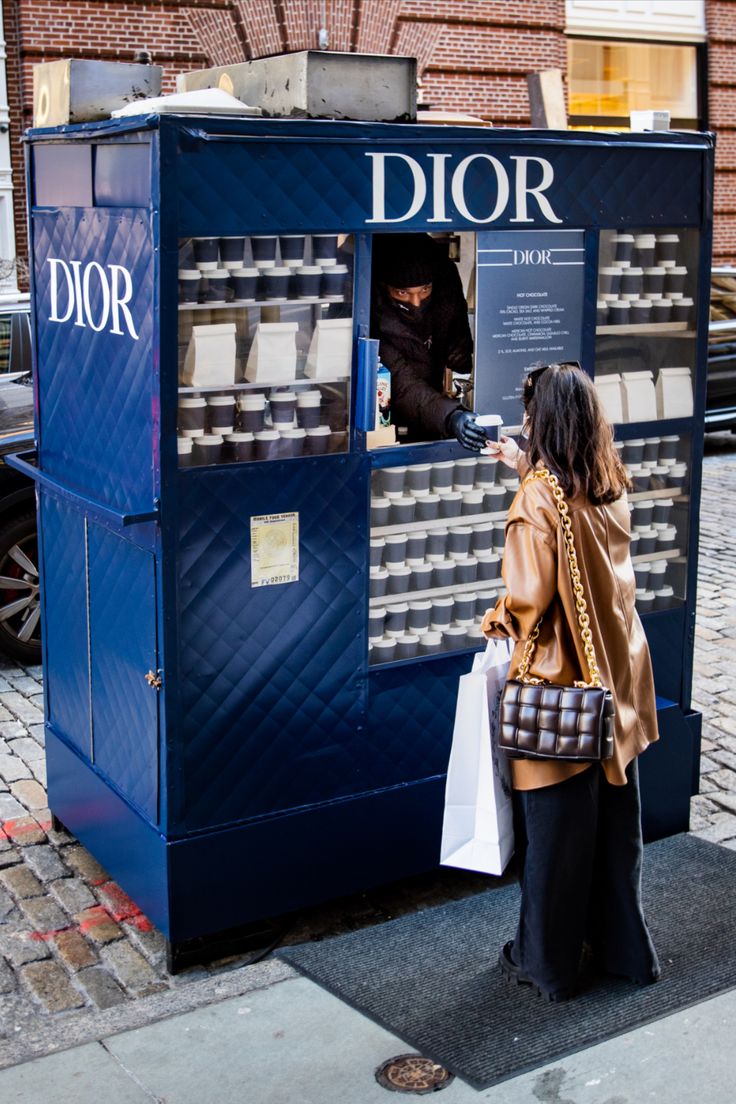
[371,234,473,441]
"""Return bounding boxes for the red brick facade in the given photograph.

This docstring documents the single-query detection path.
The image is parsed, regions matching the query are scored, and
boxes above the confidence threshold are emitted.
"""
[3,0,735,262]
[708,1,736,260]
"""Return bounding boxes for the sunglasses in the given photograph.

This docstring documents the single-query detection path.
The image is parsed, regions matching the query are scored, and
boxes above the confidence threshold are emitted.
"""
[522,361,582,405]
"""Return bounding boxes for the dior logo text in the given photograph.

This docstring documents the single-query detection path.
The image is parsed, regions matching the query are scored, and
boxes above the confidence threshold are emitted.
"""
[366,152,562,226]
[46,258,140,340]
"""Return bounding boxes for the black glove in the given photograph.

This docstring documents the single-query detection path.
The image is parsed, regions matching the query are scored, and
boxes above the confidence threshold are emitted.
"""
[447,408,488,452]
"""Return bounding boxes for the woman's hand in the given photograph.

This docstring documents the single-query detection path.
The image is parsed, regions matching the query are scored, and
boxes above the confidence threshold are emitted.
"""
[483,435,523,472]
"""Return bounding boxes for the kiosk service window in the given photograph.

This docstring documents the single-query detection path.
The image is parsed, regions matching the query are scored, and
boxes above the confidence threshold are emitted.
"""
[176,233,354,466]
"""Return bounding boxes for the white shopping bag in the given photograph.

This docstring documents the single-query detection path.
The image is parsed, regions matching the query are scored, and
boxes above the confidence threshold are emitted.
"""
[440,638,515,876]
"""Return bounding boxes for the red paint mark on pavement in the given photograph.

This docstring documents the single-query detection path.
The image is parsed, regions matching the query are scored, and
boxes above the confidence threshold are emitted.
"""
[28,927,73,942]
[127,913,154,933]
[1,817,51,842]
[78,905,116,934]
[98,881,153,930]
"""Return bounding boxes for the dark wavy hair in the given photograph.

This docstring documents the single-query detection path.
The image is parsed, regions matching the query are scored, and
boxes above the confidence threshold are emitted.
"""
[522,363,631,504]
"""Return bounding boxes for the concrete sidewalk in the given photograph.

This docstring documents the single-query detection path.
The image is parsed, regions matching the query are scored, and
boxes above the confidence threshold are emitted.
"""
[2,966,736,1102]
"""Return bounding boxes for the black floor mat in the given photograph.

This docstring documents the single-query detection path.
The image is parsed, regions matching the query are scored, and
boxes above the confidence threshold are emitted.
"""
[279,835,736,1089]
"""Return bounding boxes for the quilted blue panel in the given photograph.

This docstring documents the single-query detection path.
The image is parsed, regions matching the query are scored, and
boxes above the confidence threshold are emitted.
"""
[176,455,368,831]
[31,208,156,515]
[40,491,91,760]
[364,654,474,784]
[174,124,704,234]
[88,523,159,823]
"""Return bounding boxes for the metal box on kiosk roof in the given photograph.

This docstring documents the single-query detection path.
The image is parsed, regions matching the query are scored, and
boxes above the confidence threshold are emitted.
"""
[19,113,713,961]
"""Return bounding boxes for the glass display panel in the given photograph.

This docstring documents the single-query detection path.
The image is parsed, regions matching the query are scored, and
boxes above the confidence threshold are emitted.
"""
[594,227,698,426]
[176,233,353,466]
[369,438,690,665]
[368,456,514,664]
[620,431,691,614]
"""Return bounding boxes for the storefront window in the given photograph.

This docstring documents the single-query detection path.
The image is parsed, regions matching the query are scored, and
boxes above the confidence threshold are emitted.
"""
[567,39,701,129]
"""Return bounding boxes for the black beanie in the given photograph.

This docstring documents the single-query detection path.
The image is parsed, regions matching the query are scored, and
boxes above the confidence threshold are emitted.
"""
[373,233,439,289]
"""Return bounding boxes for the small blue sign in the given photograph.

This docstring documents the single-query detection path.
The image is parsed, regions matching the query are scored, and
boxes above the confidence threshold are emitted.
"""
[473,229,585,427]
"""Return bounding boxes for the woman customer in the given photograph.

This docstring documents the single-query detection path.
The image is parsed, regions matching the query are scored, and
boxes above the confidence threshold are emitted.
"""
[481,362,660,1002]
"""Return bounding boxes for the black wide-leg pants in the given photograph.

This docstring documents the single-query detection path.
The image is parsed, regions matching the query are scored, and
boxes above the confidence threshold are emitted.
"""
[511,758,660,994]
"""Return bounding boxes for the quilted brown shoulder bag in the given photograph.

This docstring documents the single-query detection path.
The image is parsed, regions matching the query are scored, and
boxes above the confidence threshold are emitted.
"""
[498,468,615,762]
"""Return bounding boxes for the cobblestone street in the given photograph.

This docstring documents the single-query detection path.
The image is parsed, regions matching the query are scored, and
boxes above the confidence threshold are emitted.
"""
[1,440,735,1068]
[687,441,736,846]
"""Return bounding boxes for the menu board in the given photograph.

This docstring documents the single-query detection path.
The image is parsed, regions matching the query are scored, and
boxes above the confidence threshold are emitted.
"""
[473,230,585,427]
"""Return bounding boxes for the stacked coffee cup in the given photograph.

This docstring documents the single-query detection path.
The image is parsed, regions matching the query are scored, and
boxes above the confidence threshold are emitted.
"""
[179,234,351,305]
[368,457,516,663]
[368,582,504,663]
[597,230,692,327]
[244,387,343,459]
[178,384,346,465]
[177,392,238,466]
[622,434,687,493]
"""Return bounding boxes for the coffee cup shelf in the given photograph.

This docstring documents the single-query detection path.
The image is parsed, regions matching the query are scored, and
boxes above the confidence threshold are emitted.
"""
[373,647,482,668]
[596,322,693,336]
[178,376,350,394]
[370,581,505,608]
[178,297,346,310]
[371,509,509,536]
[631,548,681,564]
[627,488,688,502]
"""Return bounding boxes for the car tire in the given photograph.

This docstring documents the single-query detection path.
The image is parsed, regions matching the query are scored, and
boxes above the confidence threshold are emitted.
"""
[0,511,41,665]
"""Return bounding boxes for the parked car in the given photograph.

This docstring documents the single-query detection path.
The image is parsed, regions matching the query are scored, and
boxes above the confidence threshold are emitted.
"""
[0,294,39,664]
[707,267,736,432]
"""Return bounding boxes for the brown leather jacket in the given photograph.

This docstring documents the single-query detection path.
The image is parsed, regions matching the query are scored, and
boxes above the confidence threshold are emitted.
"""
[480,471,658,790]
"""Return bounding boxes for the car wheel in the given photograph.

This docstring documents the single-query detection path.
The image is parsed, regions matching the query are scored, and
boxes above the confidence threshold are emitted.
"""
[0,511,41,665]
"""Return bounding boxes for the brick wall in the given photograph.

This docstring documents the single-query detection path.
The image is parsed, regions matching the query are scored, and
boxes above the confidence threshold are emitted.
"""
[3,0,735,267]
[708,0,736,262]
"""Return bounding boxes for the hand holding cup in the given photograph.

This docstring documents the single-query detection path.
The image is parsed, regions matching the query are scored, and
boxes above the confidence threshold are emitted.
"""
[483,434,524,473]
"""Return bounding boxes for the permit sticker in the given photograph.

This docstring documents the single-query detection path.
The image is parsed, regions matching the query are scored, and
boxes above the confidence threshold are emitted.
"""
[250,513,299,587]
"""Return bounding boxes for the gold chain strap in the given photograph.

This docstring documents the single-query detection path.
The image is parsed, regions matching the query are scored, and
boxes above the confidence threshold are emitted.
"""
[516,468,602,689]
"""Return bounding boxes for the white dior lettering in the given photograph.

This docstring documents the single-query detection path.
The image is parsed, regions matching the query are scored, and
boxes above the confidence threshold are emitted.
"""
[46,257,140,340]
[365,153,427,223]
[427,153,452,224]
[451,154,509,224]
[366,151,562,225]
[513,249,552,264]
[509,156,562,224]
[108,265,139,339]
[47,258,74,324]
[69,260,86,328]
[82,261,111,333]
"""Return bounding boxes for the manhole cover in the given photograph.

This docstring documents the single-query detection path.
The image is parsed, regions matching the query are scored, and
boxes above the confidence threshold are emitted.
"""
[375,1054,454,1094]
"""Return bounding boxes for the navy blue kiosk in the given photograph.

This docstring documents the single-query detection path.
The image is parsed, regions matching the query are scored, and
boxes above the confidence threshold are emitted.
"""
[17,113,713,965]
